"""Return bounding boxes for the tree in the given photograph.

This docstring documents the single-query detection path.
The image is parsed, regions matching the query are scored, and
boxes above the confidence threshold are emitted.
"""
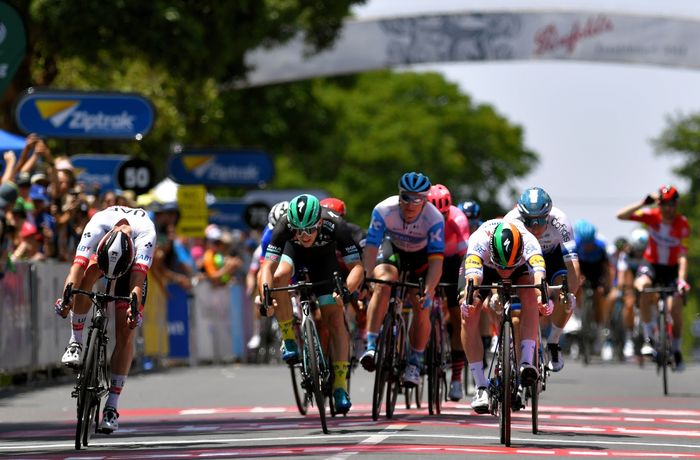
[1,0,366,130]
[274,71,537,224]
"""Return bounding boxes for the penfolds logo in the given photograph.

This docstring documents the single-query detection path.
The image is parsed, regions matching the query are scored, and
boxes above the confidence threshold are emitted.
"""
[534,15,614,55]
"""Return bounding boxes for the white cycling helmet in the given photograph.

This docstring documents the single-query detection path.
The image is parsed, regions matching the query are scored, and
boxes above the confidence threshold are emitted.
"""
[268,200,289,227]
[630,228,649,253]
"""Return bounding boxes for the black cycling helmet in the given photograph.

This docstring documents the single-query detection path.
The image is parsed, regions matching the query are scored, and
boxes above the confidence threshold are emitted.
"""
[96,229,135,279]
[398,172,431,194]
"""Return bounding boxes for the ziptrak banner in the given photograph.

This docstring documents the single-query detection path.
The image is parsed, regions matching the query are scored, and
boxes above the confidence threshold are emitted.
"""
[237,11,700,86]
[15,89,154,139]
[168,150,274,187]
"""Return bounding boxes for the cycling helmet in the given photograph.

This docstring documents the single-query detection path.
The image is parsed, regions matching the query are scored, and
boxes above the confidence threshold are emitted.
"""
[659,185,679,202]
[427,184,452,214]
[320,197,346,217]
[268,200,289,227]
[398,172,431,194]
[459,200,481,219]
[489,221,524,269]
[630,228,649,252]
[574,219,596,244]
[614,236,629,252]
[96,229,135,280]
[288,194,321,229]
[517,187,552,218]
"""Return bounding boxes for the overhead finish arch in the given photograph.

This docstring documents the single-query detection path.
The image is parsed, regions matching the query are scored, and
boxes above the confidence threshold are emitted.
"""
[234,10,699,88]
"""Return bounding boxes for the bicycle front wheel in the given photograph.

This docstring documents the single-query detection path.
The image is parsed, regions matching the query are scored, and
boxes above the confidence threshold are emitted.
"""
[499,321,513,447]
[372,314,392,421]
[303,318,328,434]
[427,315,442,415]
[658,304,669,396]
[75,329,98,450]
[386,315,406,419]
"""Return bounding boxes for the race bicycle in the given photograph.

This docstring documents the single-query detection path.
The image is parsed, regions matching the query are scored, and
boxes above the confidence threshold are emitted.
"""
[640,285,682,396]
[365,274,422,421]
[263,272,350,433]
[63,281,137,450]
[426,282,454,415]
[465,277,558,447]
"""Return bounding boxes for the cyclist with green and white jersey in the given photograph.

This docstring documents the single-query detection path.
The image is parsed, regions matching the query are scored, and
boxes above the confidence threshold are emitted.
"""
[259,194,364,413]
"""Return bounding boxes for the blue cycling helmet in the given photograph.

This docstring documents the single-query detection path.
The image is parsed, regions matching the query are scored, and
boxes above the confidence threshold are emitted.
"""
[459,200,481,219]
[517,187,552,218]
[574,219,596,244]
[398,172,431,194]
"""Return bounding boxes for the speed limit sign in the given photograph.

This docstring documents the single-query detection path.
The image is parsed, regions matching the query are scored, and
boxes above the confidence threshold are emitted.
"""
[117,157,155,195]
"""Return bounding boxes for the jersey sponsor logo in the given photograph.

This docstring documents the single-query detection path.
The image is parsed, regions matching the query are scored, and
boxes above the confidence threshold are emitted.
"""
[528,254,545,268]
[77,244,90,253]
[550,216,571,241]
[110,206,147,217]
[137,254,152,263]
[345,245,358,253]
[465,254,483,269]
[370,218,382,231]
[429,228,443,243]
[81,231,92,239]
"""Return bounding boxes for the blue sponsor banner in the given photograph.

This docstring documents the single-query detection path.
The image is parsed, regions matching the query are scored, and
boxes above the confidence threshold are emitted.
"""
[208,200,247,230]
[167,149,274,186]
[15,89,155,139]
[167,283,190,359]
[71,154,128,192]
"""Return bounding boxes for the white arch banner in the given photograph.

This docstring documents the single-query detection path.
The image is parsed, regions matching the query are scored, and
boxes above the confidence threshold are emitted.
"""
[239,11,699,87]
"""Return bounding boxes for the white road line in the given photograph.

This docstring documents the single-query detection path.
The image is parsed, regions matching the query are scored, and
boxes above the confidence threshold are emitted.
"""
[3,432,700,452]
[325,423,407,460]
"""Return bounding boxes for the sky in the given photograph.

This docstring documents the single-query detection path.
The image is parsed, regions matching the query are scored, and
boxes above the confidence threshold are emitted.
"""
[352,0,700,241]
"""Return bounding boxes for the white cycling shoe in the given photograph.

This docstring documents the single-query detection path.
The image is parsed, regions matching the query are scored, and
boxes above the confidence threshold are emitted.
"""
[61,342,82,367]
[100,406,119,433]
[471,387,490,414]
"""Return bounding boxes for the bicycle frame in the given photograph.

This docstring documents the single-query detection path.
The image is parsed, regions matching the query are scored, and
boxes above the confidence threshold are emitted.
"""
[64,282,134,450]
[426,283,453,415]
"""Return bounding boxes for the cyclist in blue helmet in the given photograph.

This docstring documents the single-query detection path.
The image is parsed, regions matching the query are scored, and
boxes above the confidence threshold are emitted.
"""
[505,187,580,372]
[574,218,613,359]
[361,172,445,389]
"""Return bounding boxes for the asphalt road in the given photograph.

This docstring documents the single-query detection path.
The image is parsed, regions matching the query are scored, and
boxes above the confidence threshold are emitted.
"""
[1,357,699,459]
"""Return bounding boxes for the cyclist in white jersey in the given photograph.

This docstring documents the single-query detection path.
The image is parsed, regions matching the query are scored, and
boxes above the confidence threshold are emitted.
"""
[360,172,445,388]
[459,219,551,413]
[55,205,156,433]
[504,187,580,372]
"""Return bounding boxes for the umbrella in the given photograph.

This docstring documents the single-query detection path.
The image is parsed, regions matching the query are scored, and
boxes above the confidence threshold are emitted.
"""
[0,129,25,153]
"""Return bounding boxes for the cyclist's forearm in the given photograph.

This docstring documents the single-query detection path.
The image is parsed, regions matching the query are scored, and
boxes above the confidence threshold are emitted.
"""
[678,256,688,282]
[363,245,379,277]
[424,256,443,294]
[346,263,364,293]
[129,270,147,305]
[64,263,86,292]
[258,261,276,298]
[565,258,582,293]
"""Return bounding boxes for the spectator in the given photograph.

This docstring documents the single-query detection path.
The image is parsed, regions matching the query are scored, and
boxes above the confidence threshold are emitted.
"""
[29,184,56,257]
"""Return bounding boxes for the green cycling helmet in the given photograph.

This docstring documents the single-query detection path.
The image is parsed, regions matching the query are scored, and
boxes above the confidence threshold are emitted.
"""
[288,194,321,229]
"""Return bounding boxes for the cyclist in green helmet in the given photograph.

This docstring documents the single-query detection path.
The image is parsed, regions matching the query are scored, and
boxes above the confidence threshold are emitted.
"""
[259,193,364,414]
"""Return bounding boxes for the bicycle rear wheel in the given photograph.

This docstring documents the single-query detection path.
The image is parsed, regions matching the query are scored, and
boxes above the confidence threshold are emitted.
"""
[531,344,543,434]
[499,321,513,447]
[386,315,406,419]
[304,318,328,434]
[75,329,98,449]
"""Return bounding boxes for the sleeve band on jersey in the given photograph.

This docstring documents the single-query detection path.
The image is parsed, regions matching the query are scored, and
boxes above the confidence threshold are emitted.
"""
[132,263,149,274]
[72,256,89,268]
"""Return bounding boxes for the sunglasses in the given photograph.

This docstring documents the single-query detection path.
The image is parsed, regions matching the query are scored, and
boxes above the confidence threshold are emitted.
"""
[523,216,548,228]
[399,193,427,204]
[294,225,318,237]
